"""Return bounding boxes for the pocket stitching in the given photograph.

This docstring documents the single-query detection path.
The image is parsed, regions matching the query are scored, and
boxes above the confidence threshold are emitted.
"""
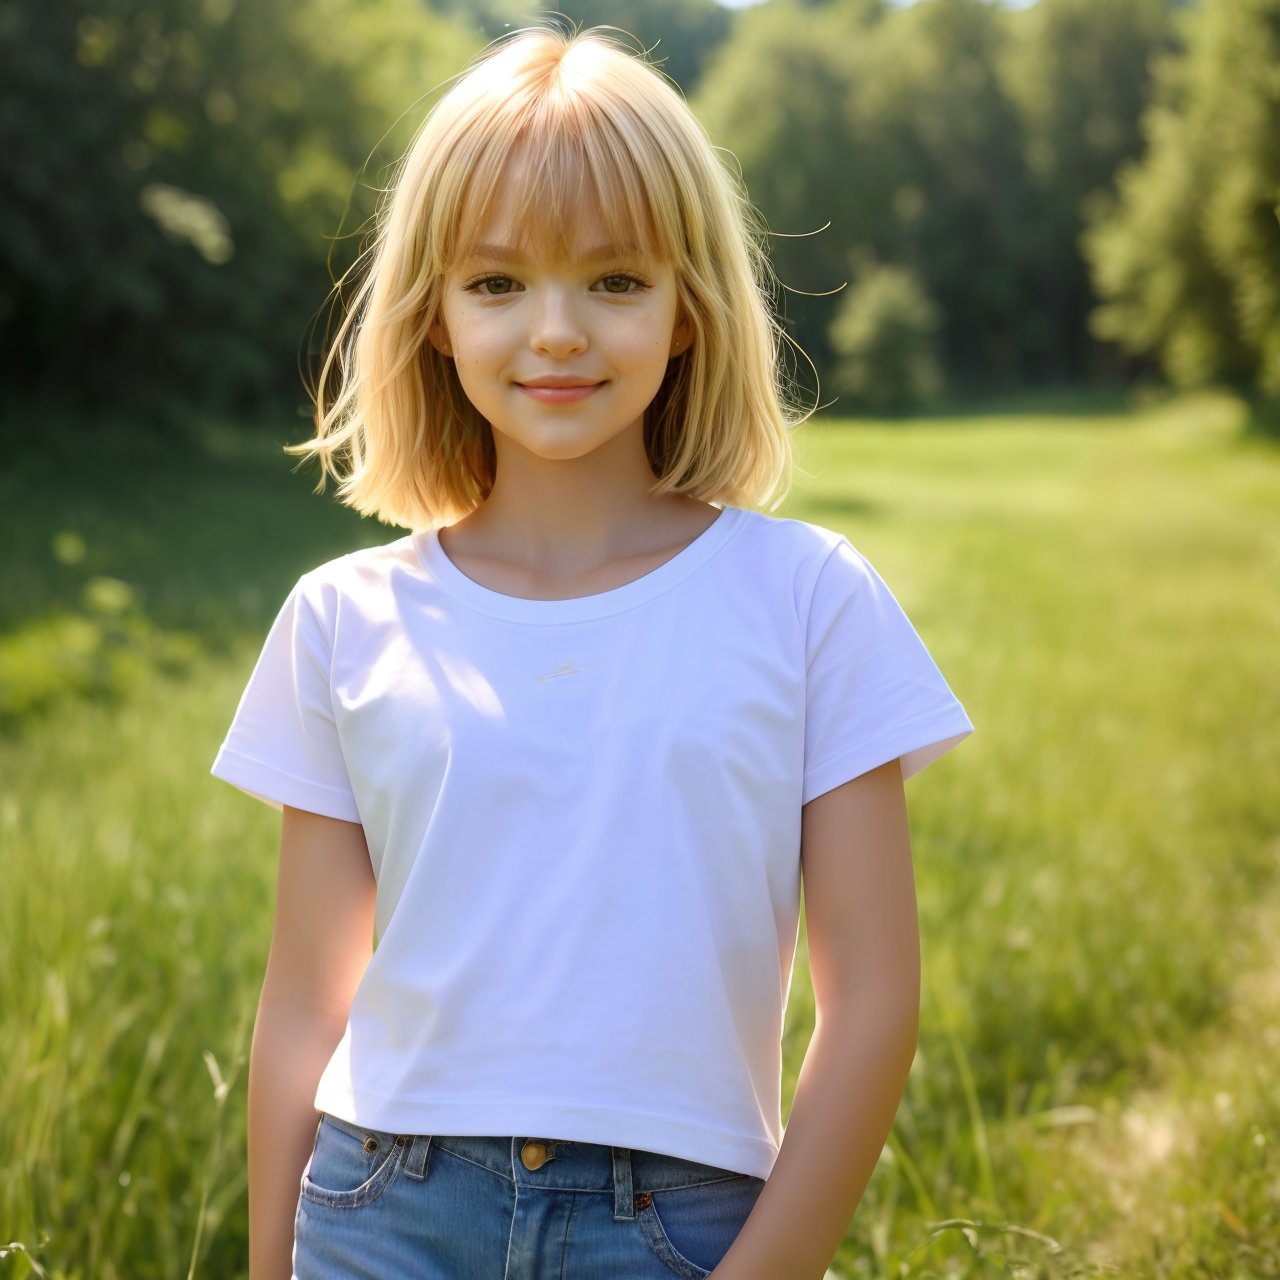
[636,1198,714,1280]
[299,1124,407,1209]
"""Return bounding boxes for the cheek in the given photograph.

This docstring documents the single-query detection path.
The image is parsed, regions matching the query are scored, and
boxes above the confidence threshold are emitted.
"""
[622,313,677,361]
[452,352,494,396]
[450,316,511,368]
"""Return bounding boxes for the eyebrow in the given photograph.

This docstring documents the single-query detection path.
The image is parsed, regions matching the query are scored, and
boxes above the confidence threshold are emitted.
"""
[466,242,644,265]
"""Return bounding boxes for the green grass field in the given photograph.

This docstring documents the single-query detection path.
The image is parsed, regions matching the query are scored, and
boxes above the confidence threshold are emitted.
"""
[2,390,1277,1278]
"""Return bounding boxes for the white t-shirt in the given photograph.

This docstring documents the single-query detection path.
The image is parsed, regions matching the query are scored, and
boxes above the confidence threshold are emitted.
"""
[210,504,974,1180]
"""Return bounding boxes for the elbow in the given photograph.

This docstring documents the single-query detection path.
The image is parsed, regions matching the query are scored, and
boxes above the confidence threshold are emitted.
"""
[883,984,921,1068]
[817,979,921,1069]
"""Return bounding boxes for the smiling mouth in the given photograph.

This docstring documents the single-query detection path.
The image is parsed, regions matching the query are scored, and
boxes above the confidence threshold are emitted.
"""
[516,381,604,403]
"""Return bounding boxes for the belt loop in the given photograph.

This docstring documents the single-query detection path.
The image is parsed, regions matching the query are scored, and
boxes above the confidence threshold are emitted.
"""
[404,1133,431,1181]
[612,1147,635,1220]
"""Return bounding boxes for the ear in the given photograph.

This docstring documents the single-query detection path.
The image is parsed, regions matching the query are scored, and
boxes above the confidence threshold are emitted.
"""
[428,316,453,358]
[669,312,693,358]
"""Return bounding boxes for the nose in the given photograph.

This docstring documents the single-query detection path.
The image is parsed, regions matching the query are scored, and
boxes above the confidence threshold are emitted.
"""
[529,287,588,359]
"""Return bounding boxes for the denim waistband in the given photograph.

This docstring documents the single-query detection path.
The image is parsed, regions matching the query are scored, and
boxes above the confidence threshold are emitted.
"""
[319,1113,753,1194]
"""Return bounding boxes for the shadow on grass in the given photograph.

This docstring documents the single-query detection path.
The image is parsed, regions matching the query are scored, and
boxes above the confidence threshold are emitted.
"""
[1243,396,1280,443]
[2,402,390,635]
[0,399,400,728]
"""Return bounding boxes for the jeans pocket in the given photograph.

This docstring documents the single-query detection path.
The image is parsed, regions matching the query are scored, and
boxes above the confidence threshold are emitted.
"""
[299,1114,408,1210]
[635,1175,766,1279]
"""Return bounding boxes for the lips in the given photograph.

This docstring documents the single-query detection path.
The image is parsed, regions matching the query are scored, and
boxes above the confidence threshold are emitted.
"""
[516,376,605,404]
[519,375,601,388]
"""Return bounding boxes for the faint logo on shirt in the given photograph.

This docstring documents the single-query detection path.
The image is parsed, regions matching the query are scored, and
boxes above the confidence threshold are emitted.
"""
[537,660,593,684]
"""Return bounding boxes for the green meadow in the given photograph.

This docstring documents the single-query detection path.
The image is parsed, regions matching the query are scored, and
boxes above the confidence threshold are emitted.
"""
[2,392,1277,1278]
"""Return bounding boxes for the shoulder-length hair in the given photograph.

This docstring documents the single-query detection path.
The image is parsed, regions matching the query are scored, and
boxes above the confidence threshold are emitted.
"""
[290,24,805,530]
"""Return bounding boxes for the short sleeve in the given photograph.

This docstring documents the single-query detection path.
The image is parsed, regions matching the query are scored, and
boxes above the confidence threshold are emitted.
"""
[209,577,362,823]
[803,537,974,805]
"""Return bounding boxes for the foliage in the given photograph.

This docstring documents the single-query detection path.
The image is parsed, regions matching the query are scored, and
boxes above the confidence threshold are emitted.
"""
[9,0,1280,418]
[859,0,1035,386]
[1000,0,1173,380]
[697,0,1049,387]
[0,0,477,422]
[829,262,942,412]
[694,0,880,376]
[1084,0,1280,397]
[695,0,1176,392]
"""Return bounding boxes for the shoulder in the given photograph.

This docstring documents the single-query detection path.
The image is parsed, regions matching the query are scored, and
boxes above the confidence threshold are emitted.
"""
[298,532,421,587]
[729,508,863,603]
[728,511,911,651]
[292,533,422,621]
[731,507,850,567]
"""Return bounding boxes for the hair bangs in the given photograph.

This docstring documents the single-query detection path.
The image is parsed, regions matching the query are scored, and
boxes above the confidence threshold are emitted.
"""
[445,93,678,270]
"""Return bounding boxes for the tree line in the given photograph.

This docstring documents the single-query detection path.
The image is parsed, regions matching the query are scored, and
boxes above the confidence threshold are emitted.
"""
[3,0,1277,425]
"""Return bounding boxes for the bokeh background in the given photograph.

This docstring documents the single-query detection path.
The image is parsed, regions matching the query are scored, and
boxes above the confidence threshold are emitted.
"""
[2,1,1277,1276]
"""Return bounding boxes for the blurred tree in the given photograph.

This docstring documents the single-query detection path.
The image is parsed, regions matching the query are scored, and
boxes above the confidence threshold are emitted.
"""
[0,0,476,426]
[830,261,942,413]
[694,0,885,388]
[697,0,1035,393]
[850,0,1034,387]
[1084,0,1280,397]
[1000,0,1171,381]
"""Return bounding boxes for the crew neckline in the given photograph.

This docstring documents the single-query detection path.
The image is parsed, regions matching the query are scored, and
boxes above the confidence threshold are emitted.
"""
[412,504,748,623]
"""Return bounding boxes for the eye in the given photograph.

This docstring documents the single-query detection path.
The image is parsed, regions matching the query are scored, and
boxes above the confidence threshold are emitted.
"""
[462,274,521,296]
[594,272,650,295]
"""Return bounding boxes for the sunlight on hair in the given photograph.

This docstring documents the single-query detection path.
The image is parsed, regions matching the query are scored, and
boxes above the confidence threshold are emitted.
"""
[290,25,810,531]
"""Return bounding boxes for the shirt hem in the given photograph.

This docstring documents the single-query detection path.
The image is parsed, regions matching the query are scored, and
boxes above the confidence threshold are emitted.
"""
[210,745,362,823]
[314,1085,781,1181]
[803,707,975,804]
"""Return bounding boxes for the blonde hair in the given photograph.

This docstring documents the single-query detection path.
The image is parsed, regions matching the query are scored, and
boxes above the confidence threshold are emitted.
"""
[291,24,804,531]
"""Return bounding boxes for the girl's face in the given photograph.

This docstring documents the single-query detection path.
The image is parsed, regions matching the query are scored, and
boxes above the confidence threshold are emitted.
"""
[431,181,690,467]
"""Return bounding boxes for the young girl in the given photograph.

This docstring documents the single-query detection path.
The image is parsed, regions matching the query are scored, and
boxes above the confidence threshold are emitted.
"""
[211,25,973,1280]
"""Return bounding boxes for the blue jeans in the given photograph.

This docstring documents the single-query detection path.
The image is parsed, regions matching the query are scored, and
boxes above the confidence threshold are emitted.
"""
[293,1113,768,1279]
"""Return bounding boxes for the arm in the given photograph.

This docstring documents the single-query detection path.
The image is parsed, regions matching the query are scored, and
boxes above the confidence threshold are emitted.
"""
[248,805,376,1280]
[712,757,921,1280]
